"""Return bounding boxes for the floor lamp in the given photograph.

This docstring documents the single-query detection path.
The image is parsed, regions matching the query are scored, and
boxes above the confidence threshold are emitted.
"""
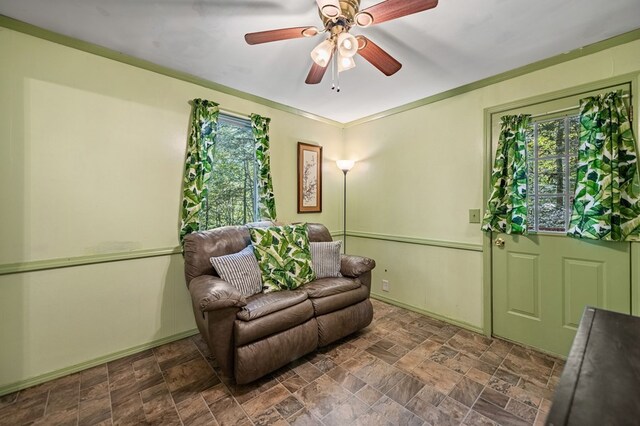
[336,160,355,253]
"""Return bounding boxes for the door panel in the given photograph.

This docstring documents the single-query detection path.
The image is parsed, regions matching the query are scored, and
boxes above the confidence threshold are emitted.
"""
[506,253,540,319]
[493,233,630,356]
[562,259,603,328]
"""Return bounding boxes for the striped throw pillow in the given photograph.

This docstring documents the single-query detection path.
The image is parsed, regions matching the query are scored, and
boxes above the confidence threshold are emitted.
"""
[209,246,263,297]
[310,241,343,278]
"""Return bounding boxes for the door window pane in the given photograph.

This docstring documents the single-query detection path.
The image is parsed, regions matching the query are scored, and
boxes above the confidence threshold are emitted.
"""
[537,196,565,232]
[527,114,579,233]
[538,159,565,194]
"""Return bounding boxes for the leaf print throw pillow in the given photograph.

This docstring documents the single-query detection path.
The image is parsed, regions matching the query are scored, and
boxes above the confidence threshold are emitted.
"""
[249,223,316,293]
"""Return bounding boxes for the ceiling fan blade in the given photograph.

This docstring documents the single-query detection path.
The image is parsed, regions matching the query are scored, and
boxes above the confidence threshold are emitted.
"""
[305,57,332,84]
[358,0,438,26]
[356,36,402,76]
[245,26,318,45]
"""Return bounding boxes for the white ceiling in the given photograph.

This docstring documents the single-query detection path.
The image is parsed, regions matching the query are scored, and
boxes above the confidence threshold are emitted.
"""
[1,0,639,123]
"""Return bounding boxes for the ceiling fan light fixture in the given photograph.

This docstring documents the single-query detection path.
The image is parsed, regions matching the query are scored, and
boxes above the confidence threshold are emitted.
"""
[337,55,356,72]
[337,32,358,58]
[354,12,373,27]
[310,39,334,67]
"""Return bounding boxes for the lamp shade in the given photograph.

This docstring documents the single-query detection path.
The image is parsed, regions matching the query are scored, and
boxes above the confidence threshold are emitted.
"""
[310,39,334,67]
[337,33,358,58]
[336,160,355,172]
[337,55,355,72]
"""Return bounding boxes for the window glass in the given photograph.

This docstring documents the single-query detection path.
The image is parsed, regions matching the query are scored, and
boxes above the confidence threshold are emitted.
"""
[200,114,258,229]
[527,115,579,233]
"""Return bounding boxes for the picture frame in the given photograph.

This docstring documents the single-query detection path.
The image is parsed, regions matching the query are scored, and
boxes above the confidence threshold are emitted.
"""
[297,142,322,213]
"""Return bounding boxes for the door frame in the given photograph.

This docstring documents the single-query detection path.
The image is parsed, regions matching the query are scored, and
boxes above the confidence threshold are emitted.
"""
[481,73,640,338]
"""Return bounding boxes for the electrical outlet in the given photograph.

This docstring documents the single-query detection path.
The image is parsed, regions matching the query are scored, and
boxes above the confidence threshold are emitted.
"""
[382,280,389,292]
[469,208,481,223]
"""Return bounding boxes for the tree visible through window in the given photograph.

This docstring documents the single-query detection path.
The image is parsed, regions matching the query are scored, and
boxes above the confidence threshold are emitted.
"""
[526,114,580,233]
[200,114,258,229]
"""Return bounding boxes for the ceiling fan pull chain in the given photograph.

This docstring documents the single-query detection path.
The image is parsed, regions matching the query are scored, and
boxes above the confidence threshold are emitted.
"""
[331,46,336,91]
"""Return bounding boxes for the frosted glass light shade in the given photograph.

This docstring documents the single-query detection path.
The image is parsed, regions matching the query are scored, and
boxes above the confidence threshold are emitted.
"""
[337,55,355,72]
[310,39,334,67]
[336,160,355,172]
[337,33,358,58]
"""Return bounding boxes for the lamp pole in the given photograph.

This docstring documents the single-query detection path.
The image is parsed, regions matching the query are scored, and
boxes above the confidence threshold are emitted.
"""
[336,160,355,254]
[342,168,348,253]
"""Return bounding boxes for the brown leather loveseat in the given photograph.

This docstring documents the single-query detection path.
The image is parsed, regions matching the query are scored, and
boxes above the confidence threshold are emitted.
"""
[183,222,375,384]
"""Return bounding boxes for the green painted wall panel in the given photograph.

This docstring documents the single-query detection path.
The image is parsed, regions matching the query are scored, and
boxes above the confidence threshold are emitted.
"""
[0,27,344,391]
[345,39,640,338]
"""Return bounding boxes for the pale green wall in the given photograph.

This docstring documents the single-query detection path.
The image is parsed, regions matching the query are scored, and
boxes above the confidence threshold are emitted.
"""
[2,21,640,393]
[343,39,640,330]
[0,28,343,392]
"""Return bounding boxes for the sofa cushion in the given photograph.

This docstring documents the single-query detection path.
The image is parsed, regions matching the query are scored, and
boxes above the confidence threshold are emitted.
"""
[235,319,318,384]
[302,277,361,298]
[310,241,342,279]
[317,300,373,347]
[234,300,314,346]
[209,245,262,297]
[250,224,316,293]
[237,289,308,321]
[309,284,369,316]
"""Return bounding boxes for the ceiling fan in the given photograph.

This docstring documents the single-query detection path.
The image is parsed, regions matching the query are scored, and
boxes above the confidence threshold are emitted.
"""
[244,0,439,89]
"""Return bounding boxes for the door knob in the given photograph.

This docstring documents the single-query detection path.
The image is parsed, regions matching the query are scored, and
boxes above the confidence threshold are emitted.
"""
[494,237,505,247]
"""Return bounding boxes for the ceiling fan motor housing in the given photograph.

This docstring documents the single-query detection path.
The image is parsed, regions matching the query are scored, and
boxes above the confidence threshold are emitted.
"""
[320,0,361,27]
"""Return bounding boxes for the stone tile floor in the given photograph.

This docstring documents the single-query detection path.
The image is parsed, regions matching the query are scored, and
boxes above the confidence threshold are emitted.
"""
[0,299,563,425]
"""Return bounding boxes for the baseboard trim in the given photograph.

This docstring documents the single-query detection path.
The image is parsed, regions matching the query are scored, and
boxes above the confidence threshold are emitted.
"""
[371,293,484,334]
[0,328,199,397]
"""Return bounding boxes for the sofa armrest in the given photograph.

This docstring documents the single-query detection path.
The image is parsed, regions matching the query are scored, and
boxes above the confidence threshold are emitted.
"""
[340,255,376,278]
[188,275,247,312]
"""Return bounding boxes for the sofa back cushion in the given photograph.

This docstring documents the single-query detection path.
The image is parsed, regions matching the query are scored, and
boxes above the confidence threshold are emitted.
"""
[306,223,333,242]
[183,221,273,286]
[183,222,332,287]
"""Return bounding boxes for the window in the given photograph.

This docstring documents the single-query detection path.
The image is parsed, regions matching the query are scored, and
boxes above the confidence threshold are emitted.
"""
[526,114,580,233]
[487,80,632,235]
[200,114,258,228]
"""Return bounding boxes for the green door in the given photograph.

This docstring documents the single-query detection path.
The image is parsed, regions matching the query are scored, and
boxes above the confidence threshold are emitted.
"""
[488,91,634,357]
[492,233,630,356]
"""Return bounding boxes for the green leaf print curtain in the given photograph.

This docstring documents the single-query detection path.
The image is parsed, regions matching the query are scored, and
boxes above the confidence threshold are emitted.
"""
[567,90,640,241]
[481,114,531,234]
[251,113,277,221]
[179,99,219,242]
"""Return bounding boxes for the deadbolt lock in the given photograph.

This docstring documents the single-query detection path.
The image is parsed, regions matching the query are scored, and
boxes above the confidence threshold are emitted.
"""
[494,238,505,247]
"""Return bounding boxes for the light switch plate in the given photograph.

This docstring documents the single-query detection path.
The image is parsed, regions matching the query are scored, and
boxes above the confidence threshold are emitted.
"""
[469,209,481,223]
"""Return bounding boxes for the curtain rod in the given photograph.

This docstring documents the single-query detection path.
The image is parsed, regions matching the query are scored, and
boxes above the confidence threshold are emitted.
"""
[530,93,630,119]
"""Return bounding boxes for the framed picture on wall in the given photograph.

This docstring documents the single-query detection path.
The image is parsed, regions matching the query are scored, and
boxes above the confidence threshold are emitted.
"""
[297,142,322,213]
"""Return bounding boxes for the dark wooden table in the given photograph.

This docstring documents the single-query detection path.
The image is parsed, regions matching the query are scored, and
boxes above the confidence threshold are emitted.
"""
[546,307,640,425]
